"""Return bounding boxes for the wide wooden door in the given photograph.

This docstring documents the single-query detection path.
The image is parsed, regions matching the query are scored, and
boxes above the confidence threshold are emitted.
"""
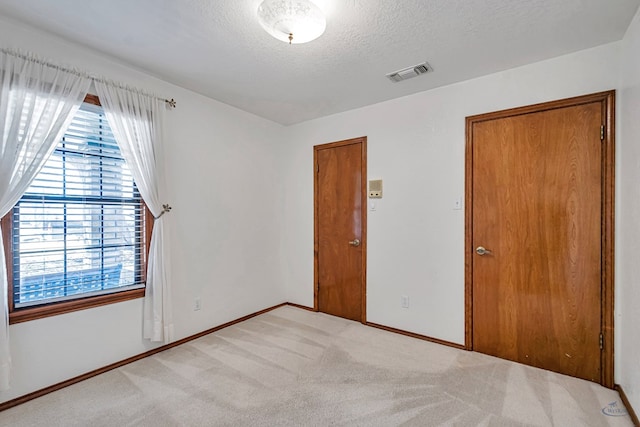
[466,92,615,385]
[315,137,367,322]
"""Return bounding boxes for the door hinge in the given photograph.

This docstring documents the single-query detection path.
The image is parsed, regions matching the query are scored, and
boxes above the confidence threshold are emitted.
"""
[316,163,319,173]
[599,333,604,350]
[600,125,605,141]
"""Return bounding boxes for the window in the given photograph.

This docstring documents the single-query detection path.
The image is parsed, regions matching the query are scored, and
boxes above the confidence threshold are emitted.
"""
[2,95,151,323]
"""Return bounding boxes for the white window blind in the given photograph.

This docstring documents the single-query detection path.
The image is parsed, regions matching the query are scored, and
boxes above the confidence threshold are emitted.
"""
[10,101,146,308]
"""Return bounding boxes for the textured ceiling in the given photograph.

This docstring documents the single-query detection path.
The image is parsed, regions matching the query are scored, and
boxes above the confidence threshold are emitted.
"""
[0,0,638,125]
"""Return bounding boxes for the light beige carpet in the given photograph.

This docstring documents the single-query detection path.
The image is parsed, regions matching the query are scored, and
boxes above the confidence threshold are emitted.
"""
[0,306,634,426]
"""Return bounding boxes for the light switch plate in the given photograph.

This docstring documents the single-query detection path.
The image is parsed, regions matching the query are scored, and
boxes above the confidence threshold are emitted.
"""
[454,197,462,210]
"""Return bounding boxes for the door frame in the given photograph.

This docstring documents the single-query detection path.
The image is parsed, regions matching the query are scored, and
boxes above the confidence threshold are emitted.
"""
[314,136,368,323]
[464,91,615,387]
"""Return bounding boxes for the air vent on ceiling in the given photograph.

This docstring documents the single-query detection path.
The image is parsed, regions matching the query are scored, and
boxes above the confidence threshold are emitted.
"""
[386,62,433,83]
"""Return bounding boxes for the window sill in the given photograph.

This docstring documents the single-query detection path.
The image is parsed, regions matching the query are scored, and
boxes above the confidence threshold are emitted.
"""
[9,288,145,324]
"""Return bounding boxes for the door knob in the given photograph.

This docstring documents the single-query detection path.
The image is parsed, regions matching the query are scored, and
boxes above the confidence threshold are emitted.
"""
[476,246,492,256]
[349,239,360,247]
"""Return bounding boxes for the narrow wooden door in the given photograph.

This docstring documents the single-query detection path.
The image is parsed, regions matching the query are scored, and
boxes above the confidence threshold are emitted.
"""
[466,92,615,385]
[315,137,367,322]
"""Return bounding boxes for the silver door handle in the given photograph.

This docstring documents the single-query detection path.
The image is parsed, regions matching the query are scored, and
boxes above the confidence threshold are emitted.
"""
[349,239,360,247]
[476,246,492,256]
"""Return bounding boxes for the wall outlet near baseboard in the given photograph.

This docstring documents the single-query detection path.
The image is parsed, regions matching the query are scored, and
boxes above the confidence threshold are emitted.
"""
[194,297,201,311]
[401,295,409,308]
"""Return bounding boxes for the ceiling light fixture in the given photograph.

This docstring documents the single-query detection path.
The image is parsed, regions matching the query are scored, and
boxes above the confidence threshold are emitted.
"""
[257,0,327,45]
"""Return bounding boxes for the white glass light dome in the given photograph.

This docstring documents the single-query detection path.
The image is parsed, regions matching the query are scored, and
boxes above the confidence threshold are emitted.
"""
[257,0,327,44]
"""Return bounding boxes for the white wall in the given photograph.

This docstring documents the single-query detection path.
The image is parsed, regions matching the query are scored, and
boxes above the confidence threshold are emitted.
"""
[281,43,621,346]
[0,16,286,403]
[618,7,640,413]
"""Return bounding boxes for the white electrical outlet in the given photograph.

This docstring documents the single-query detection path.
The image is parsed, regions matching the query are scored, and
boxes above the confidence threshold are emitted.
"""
[401,295,409,308]
[194,297,201,311]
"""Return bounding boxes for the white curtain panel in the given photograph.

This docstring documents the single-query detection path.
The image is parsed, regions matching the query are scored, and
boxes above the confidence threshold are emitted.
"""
[0,50,92,390]
[94,82,173,344]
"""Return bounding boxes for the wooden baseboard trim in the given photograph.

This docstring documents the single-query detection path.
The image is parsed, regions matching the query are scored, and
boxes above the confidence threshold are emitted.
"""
[616,384,640,426]
[286,302,316,311]
[366,322,466,350]
[0,302,287,412]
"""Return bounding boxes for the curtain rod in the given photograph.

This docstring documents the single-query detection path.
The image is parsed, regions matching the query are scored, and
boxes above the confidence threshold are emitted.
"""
[1,48,176,108]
